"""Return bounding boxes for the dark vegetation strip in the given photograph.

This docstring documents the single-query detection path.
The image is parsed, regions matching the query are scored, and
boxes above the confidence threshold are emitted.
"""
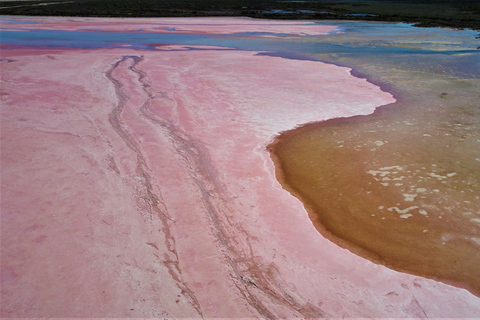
[1,0,479,30]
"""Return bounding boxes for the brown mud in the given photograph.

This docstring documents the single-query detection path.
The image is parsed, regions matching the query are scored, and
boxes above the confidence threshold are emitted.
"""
[269,54,480,297]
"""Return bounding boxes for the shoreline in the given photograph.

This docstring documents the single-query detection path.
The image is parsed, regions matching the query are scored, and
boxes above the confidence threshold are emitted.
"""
[267,60,480,297]
[1,0,479,31]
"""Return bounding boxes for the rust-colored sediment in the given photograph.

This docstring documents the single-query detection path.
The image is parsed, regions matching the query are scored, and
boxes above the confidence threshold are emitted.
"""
[269,76,480,296]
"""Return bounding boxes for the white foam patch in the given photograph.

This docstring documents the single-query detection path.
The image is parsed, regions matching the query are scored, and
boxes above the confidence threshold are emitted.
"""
[429,173,447,180]
[388,206,419,214]
[380,165,403,171]
[403,193,417,202]
[429,172,456,180]
[471,237,480,246]
[368,170,390,177]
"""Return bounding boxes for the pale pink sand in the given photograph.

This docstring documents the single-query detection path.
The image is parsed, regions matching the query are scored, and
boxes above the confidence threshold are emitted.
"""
[0,16,338,35]
[1,22,480,318]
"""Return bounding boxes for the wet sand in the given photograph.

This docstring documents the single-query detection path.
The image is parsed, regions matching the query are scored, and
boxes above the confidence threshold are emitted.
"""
[269,48,480,296]
[2,17,480,318]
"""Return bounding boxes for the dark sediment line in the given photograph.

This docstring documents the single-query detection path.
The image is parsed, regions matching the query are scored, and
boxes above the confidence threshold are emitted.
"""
[105,56,204,317]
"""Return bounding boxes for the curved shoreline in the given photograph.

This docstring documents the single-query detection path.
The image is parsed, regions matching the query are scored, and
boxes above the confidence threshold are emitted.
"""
[267,76,480,297]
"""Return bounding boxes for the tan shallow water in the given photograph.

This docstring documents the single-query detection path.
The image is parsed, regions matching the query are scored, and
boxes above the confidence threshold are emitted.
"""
[269,67,480,296]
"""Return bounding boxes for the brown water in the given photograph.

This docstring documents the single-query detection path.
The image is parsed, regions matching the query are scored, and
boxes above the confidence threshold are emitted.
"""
[269,53,480,295]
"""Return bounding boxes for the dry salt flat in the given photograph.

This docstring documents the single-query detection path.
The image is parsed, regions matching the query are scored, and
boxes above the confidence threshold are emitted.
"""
[1,17,480,318]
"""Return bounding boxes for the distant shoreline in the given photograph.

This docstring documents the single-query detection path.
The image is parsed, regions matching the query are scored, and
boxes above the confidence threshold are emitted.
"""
[1,0,479,31]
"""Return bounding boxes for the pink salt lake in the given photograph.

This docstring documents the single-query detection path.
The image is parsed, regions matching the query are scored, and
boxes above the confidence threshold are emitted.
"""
[1,17,479,318]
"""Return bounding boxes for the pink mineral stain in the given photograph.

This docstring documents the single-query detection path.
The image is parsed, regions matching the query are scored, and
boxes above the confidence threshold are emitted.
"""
[24,224,41,232]
[34,235,47,243]
[0,268,19,284]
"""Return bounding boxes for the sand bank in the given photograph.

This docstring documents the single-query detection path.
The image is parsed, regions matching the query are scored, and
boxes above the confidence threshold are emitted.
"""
[2,18,480,318]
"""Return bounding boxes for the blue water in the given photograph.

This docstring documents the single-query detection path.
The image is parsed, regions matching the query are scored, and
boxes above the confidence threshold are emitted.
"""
[1,28,476,57]
[1,17,478,62]
[0,28,210,50]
